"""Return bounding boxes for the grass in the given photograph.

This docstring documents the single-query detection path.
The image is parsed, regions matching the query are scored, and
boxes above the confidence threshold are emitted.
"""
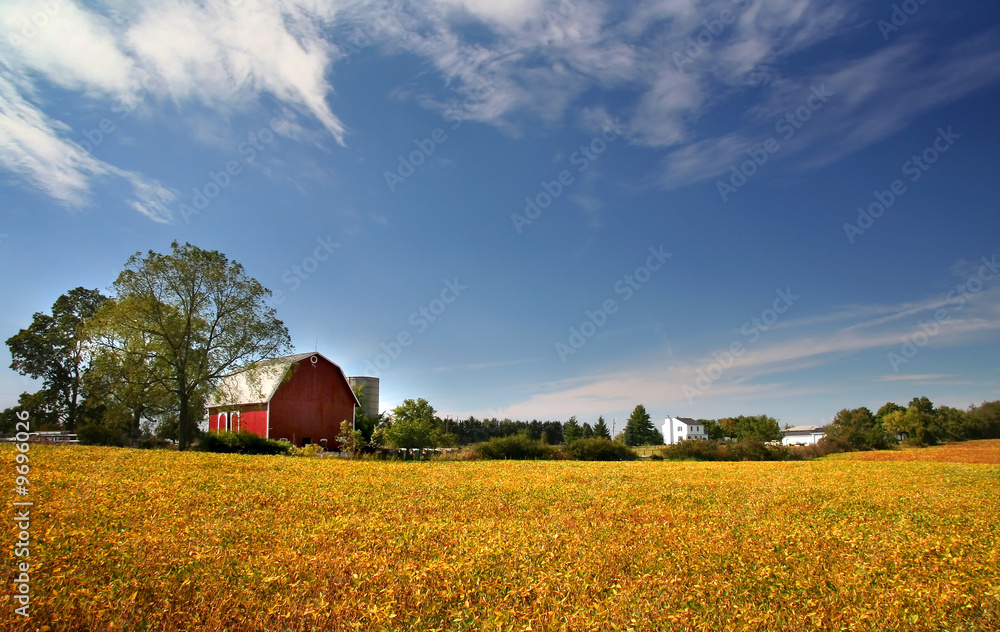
[629,445,663,457]
[2,440,998,631]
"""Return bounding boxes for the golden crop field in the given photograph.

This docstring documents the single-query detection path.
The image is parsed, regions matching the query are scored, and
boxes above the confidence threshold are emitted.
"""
[3,441,998,631]
[832,439,1000,464]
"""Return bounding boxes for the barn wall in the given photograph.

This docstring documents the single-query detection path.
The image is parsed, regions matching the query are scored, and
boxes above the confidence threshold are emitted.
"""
[269,357,356,448]
[241,407,268,437]
[208,404,267,435]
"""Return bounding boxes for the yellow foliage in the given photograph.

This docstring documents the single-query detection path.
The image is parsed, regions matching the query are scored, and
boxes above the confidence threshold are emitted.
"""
[1,442,998,631]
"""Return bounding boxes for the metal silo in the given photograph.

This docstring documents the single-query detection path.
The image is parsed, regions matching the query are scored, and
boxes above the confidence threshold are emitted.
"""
[348,376,380,419]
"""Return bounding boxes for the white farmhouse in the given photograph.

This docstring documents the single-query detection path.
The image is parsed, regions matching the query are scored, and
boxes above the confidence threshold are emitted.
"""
[663,416,707,445]
[781,425,826,446]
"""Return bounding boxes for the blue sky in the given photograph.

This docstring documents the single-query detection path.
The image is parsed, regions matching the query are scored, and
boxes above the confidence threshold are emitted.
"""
[1,0,998,428]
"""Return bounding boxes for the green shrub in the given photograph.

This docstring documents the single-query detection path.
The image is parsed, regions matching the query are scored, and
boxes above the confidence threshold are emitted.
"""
[196,431,289,455]
[659,439,720,461]
[565,437,637,461]
[76,421,129,447]
[473,433,556,460]
[660,438,818,461]
[790,436,853,459]
[289,443,325,457]
[729,439,793,461]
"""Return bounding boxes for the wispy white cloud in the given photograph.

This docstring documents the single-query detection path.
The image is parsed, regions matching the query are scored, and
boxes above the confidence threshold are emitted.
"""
[0,0,351,218]
[495,282,1000,420]
[3,0,1000,218]
[432,356,545,373]
[659,27,1000,188]
[0,73,173,221]
[875,374,952,382]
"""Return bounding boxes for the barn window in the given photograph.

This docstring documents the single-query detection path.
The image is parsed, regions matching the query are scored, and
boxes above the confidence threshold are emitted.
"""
[232,411,240,432]
[302,437,312,446]
[220,412,229,431]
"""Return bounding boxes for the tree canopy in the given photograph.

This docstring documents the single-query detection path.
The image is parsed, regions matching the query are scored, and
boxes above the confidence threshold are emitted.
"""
[95,242,292,449]
[826,407,890,449]
[715,415,783,442]
[563,416,583,444]
[593,416,612,440]
[377,398,456,449]
[6,287,108,430]
[621,405,663,446]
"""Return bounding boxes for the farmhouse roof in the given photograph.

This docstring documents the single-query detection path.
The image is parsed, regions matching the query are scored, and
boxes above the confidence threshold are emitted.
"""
[782,425,826,435]
[667,416,700,426]
[209,352,361,408]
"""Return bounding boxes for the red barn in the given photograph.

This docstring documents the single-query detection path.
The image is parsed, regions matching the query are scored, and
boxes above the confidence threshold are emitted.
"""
[207,352,360,448]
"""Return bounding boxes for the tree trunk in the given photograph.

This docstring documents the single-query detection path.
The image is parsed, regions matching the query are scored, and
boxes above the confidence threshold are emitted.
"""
[132,407,144,442]
[178,391,190,451]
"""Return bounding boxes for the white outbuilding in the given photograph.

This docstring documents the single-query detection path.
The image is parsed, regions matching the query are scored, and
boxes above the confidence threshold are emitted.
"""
[663,416,707,445]
[781,425,826,446]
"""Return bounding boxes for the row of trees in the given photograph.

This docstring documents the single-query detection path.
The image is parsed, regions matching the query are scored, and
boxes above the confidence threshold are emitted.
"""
[359,401,669,451]
[367,395,1000,456]
[356,402,785,452]
[826,396,1000,449]
[1,243,292,449]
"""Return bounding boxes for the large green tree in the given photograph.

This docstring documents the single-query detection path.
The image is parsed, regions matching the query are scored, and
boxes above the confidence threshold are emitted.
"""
[378,398,452,449]
[734,415,783,442]
[6,287,108,431]
[82,295,177,443]
[702,419,728,441]
[622,404,663,446]
[0,390,61,435]
[593,416,612,440]
[563,416,583,444]
[967,401,1000,439]
[895,397,941,446]
[936,406,971,442]
[875,402,905,422]
[714,415,782,442]
[827,407,893,450]
[101,242,291,449]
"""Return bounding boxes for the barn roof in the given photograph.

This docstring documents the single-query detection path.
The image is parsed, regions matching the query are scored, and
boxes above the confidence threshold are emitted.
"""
[209,352,361,408]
